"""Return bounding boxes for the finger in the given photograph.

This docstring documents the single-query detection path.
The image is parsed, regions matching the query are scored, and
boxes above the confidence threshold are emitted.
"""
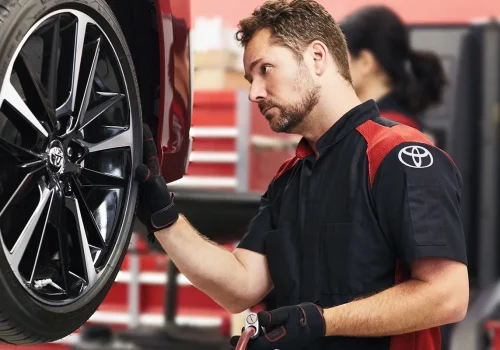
[258,308,289,329]
[135,164,151,182]
[147,156,161,176]
[263,326,286,343]
[143,124,153,140]
[229,335,240,347]
[142,125,159,166]
[135,166,164,199]
[246,328,286,350]
[229,326,247,347]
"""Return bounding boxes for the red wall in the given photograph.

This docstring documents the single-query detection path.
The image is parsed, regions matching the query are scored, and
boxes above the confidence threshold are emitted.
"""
[191,0,499,27]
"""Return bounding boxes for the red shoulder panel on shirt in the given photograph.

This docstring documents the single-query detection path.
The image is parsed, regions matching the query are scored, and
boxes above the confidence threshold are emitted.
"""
[381,111,421,130]
[273,157,300,181]
[356,120,434,187]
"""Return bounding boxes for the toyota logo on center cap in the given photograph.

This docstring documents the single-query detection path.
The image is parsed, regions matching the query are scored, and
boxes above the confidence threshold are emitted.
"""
[49,147,64,168]
[398,146,433,168]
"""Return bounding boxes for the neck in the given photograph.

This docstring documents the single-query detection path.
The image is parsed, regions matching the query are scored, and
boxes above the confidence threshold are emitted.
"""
[358,78,392,104]
[296,82,361,157]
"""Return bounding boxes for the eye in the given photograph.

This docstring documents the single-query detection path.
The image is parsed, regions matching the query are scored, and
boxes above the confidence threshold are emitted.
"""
[261,65,271,74]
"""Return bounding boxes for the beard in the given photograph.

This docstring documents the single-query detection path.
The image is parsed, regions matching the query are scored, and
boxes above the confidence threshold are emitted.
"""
[259,64,320,133]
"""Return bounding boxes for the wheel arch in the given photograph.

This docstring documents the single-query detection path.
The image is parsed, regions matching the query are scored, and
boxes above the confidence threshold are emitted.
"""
[104,0,192,183]
[103,0,160,129]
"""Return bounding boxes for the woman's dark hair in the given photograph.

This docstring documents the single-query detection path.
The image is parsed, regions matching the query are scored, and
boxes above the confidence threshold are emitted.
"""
[339,6,447,114]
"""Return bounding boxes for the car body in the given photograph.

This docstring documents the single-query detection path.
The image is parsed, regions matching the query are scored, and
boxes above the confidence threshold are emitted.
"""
[108,0,192,183]
[153,0,193,183]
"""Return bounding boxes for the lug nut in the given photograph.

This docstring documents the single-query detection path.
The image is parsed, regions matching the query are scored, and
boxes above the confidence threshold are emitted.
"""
[67,147,73,157]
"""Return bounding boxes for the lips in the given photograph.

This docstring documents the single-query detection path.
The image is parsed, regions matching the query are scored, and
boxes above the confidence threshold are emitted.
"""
[261,106,275,115]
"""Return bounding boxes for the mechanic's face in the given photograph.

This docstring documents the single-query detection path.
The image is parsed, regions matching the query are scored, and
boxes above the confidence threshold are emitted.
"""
[243,28,320,133]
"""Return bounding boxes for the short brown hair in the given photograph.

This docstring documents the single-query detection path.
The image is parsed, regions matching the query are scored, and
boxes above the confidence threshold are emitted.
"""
[235,0,352,84]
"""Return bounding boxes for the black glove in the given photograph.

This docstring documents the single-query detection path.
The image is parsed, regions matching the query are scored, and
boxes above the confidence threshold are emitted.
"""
[230,302,325,349]
[135,124,179,242]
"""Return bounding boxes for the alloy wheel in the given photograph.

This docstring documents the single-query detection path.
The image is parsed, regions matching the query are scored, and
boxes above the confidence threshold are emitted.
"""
[0,9,135,305]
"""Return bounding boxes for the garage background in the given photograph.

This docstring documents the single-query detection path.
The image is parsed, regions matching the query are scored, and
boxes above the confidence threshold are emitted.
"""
[1,0,499,349]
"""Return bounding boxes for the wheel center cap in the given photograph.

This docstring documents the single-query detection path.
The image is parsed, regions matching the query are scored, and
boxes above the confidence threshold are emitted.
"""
[49,147,64,168]
[48,142,65,169]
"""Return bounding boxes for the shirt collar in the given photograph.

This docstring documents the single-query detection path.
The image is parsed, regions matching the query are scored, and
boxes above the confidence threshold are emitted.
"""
[295,99,379,159]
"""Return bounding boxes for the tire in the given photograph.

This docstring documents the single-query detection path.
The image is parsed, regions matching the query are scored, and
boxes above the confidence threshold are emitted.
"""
[0,0,141,344]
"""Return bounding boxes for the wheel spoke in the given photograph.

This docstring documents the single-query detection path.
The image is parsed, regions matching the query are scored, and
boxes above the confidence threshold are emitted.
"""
[74,37,101,131]
[1,82,49,138]
[10,182,52,270]
[49,183,71,294]
[0,136,42,162]
[0,165,46,217]
[81,168,127,188]
[41,16,61,108]
[71,15,89,112]
[29,189,54,284]
[56,15,88,117]
[71,176,106,248]
[20,159,46,170]
[81,127,133,154]
[70,195,97,286]
[15,51,57,130]
[79,92,124,131]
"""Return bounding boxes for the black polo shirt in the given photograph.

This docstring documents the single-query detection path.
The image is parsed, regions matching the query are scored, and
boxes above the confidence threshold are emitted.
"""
[237,100,467,350]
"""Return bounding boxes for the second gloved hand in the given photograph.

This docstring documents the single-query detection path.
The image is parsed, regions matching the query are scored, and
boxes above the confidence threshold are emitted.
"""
[135,124,179,242]
[230,302,326,350]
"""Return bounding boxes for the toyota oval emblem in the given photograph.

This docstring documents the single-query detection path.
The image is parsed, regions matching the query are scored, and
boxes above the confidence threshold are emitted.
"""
[49,147,64,168]
[398,146,433,169]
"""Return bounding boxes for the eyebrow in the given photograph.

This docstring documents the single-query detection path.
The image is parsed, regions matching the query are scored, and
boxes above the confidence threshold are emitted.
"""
[244,57,263,81]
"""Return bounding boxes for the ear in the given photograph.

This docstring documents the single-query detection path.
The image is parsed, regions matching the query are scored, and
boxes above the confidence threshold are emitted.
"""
[309,40,328,76]
[357,49,380,75]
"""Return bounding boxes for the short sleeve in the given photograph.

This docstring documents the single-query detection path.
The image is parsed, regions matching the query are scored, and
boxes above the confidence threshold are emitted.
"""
[372,142,468,267]
[236,190,274,254]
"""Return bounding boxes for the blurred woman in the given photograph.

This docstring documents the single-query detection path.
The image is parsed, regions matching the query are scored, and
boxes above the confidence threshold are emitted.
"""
[340,6,447,131]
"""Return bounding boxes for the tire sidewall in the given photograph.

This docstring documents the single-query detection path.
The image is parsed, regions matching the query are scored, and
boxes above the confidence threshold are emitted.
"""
[0,0,142,338]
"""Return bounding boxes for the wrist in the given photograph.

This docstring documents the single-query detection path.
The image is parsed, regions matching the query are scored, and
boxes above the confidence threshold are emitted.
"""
[154,213,184,236]
[322,307,338,336]
[298,302,326,339]
[148,193,179,230]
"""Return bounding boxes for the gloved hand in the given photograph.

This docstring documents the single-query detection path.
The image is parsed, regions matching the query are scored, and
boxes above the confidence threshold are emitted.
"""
[135,124,179,242]
[230,302,325,349]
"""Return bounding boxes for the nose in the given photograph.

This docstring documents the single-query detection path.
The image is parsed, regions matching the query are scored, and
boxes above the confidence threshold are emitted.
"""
[248,79,266,103]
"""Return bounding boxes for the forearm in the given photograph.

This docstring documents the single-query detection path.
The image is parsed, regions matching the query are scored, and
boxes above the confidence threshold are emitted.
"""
[153,215,249,312]
[324,279,463,337]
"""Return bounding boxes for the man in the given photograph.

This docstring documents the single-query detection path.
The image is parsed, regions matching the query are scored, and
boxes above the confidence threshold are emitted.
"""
[135,0,469,349]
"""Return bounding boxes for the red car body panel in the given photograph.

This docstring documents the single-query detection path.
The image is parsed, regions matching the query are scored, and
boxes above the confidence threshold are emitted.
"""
[155,0,192,183]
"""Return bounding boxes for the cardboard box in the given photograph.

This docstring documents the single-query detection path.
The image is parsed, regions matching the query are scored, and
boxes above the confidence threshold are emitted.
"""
[194,67,249,90]
[194,50,242,71]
